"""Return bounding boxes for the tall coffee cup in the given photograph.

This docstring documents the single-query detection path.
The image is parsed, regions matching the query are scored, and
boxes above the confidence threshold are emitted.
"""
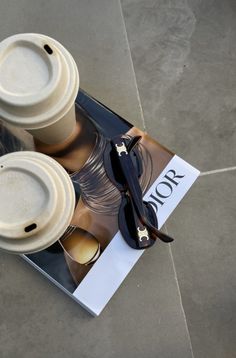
[0,151,75,254]
[0,33,79,144]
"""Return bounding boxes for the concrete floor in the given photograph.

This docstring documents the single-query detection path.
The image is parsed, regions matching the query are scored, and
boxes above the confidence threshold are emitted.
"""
[0,1,235,357]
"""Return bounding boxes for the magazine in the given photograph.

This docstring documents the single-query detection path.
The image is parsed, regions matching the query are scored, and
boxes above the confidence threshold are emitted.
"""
[10,90,199,316]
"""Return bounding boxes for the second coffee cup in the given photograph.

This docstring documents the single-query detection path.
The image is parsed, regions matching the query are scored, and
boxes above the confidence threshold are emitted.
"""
[0,151,75,254]
[0,33,79,144]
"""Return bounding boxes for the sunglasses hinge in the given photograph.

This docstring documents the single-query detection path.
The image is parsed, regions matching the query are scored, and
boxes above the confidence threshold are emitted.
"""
[137,226,150,242]
[115,142,128,156]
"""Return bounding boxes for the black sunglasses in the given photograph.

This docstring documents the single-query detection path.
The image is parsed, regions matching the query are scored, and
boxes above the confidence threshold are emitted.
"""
[104,135,174,249]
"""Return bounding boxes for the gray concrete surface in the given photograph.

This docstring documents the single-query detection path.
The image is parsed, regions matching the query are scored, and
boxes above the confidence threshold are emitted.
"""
[122,0,236,171]
[0,0,236,357]
[167,172,236,358]
[0,1,192,358]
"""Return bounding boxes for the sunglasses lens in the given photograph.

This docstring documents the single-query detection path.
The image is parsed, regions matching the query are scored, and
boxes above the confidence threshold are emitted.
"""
[104,137,143,190]
[118,195,156,250]
[110,146,127,186]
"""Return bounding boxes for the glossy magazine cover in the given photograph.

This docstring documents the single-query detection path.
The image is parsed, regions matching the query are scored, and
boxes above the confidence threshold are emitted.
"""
[0,90,199,316]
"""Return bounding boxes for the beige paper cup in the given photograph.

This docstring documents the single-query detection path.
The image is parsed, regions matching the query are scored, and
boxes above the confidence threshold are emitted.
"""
[0,151,75,254]
[0,33,79,144]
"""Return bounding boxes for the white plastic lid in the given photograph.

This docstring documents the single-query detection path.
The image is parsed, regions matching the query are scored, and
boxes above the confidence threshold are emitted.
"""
[0,33,79,129]
[0,151,75,254]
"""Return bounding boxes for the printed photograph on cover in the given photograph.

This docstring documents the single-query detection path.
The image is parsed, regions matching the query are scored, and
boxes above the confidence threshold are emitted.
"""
[22,90,175,293]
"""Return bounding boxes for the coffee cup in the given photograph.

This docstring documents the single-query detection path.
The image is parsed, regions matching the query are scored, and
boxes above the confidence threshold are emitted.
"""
[0,33,79,144]
[0,151,75,254]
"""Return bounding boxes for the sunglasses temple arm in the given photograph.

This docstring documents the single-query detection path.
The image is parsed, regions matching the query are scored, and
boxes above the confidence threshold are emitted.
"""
[119,155,174,243]
[131,185,174,243]
[126,136,142,152]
